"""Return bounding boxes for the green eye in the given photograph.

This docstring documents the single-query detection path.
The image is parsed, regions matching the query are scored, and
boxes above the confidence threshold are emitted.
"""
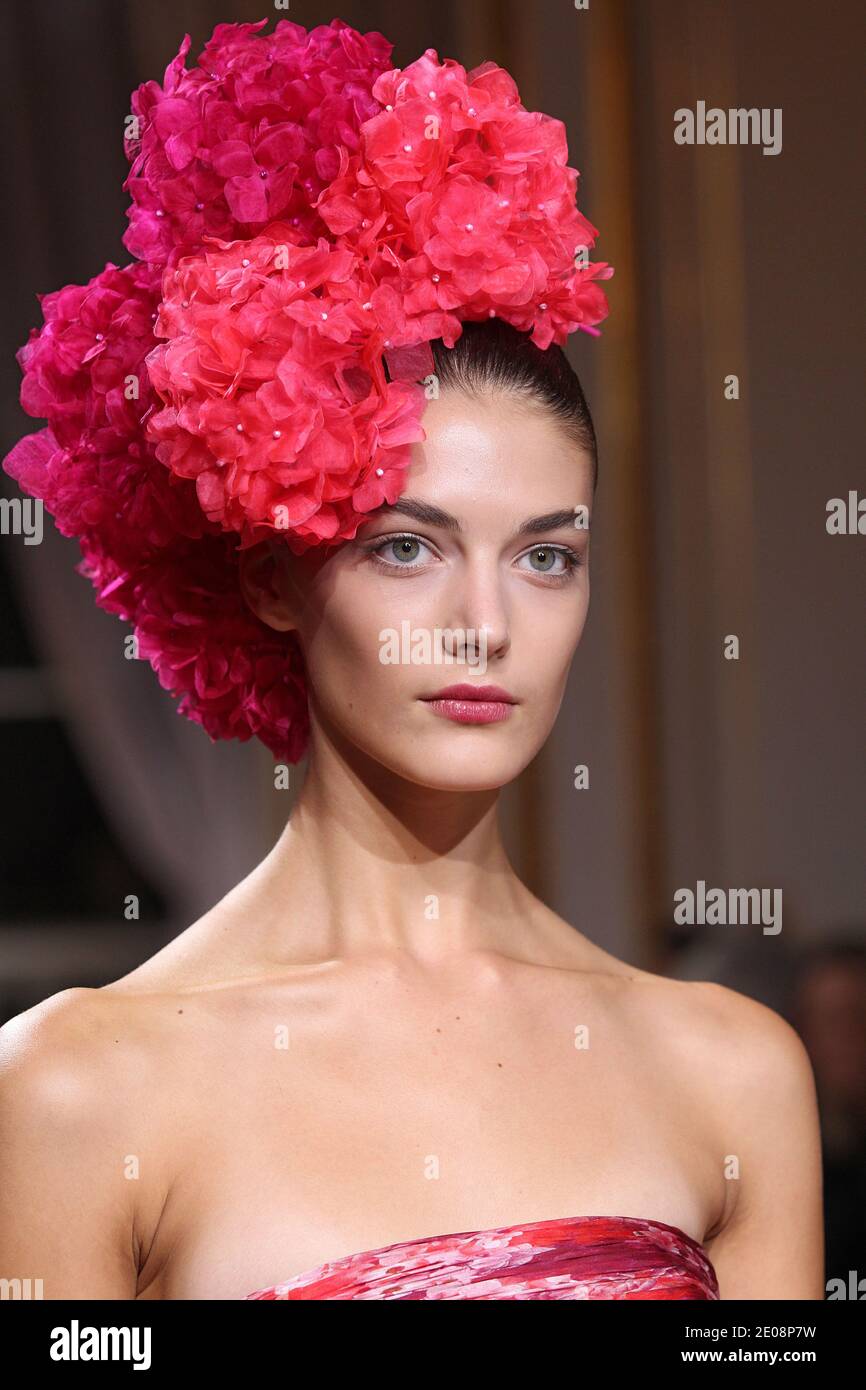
[529,547,557,572]
[368,533,435,570]
[516,545,580,580]
[388,537,421,563]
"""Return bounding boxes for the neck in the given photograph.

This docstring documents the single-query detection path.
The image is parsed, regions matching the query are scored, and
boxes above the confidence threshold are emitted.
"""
[246,718,535,968]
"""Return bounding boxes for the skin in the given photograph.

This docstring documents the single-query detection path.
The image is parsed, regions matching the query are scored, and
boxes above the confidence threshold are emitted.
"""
[0,391,823,1300]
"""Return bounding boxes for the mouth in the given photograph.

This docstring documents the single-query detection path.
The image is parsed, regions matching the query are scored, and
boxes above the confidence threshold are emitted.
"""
[419,683,517,726]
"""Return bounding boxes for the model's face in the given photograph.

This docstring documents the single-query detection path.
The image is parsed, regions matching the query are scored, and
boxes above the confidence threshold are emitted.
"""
[246,390,593,790]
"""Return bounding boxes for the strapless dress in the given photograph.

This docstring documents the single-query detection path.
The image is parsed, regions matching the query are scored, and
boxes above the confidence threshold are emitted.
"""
[245,1214,720,1300]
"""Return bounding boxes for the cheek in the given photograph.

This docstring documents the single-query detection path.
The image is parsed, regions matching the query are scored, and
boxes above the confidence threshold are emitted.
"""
[298,575,411,716]
[519,589,588,692]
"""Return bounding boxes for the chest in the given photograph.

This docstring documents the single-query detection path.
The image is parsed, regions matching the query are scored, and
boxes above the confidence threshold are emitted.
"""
[137,991,719,1297]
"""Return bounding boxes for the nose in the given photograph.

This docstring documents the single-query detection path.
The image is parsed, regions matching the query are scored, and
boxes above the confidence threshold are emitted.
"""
[442,551,511,665]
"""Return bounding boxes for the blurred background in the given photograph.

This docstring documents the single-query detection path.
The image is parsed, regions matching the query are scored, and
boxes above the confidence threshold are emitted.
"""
[0,0,862,1289]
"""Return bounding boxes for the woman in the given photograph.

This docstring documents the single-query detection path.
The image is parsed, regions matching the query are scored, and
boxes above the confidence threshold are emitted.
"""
[0,18,823,1300]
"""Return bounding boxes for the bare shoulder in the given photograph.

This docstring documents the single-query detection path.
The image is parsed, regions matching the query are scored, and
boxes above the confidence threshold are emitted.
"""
[0,987,173,1297]
[531,904,815,1112]
[689,982,823,1295]
[621,971,818,1120]
[2,980,155,1055]
[617,973,823,1295]
[577,956,819,1155]
[0,985,159,1123]
[640,975,816,1096]
[668,977,822,1164]
[0,982,182,1164]
[2,984,120,1076]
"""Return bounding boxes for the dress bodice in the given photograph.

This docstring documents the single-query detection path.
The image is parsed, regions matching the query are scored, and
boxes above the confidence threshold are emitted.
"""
[245,1213,720,1300]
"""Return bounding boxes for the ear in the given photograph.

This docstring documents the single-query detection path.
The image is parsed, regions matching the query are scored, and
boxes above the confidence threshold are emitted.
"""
[238,540,298,633]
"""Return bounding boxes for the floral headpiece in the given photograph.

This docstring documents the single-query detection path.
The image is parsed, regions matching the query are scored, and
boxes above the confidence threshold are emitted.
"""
[4,17,612,763]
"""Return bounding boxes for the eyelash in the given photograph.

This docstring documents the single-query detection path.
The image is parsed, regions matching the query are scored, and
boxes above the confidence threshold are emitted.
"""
[362,532,582,584]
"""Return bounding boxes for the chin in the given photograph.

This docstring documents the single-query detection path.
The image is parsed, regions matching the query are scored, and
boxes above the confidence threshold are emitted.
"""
[406,763,522,793]
[368,726,542,793]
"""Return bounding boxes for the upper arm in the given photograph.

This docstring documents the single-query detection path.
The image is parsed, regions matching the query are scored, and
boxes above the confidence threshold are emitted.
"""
[701,986,825,1299]
[0,989,140,1300]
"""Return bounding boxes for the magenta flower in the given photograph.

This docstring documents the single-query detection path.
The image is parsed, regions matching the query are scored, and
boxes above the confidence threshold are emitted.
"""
[123,17,393,267]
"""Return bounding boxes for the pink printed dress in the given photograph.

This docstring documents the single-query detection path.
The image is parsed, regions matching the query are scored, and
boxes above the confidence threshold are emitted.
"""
[245,1214,720,1300]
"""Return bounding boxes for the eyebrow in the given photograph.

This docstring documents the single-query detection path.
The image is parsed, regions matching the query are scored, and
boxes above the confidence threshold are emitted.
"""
[370,497,588,535]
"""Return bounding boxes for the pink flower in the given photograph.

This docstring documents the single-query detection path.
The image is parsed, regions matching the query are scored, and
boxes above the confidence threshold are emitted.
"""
[5,261,210,566]
[145,224,430,550]
[3,252,312,761]
[17,261,160,452]
[123,18,393,267]
[317,48,613,350]
[87,534,310,761]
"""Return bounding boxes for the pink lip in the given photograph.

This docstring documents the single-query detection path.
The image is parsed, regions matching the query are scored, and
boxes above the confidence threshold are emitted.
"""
[424,684,516,703]
[420,683,516,725]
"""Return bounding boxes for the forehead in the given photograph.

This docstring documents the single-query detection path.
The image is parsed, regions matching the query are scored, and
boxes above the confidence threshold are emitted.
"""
[404,389,592,513]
